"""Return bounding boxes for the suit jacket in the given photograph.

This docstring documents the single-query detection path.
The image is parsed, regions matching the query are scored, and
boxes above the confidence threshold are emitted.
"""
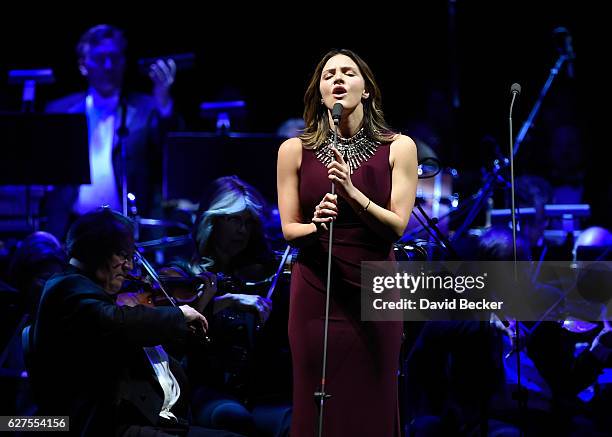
[42,92,180,239]
[31,266,193,436]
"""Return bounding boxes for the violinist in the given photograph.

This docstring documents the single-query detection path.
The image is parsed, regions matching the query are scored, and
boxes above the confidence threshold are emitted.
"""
[166,176,291,436]
[30,207,242,437]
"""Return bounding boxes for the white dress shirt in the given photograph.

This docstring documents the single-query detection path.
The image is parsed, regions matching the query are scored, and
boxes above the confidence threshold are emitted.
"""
[74,90,121,214]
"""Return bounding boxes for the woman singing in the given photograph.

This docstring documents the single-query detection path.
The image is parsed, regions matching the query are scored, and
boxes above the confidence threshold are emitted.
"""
[277,49,418,436]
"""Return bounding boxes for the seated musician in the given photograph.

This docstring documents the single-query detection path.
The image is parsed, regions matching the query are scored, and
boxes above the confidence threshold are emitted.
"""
[8,231,67,318]
[1,231,66,397]
[483,227,611,436]
[406,226,611,436]
[30,207,242,437]
[164,176,291,437]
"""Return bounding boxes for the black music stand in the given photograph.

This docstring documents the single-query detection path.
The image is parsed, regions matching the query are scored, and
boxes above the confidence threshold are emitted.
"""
[0,112,89,231]
[162,131,281,205]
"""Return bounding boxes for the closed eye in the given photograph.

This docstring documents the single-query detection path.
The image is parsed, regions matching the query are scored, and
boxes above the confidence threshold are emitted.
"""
[322,66,359,80]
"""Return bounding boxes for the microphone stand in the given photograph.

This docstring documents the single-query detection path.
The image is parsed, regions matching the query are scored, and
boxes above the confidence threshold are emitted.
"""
[508,84,528,437]
[411,203,460,261]
[504,55,573,432]
[314,115,340,437]
[509,87,519,273]
[116,94,143,245]
[451,51,571,243]
[451,159,509,242]
[513,54,569,157]
[117,95,130,217]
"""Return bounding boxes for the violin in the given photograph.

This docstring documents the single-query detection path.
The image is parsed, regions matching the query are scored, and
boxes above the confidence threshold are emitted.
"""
[120,272,211,306]
[116,252,212,344]
[212,245,294,327]
[115,274,157,307]
[197,246,295,397]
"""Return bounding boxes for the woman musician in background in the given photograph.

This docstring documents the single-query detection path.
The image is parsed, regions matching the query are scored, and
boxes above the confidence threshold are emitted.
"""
[163,175,292,437]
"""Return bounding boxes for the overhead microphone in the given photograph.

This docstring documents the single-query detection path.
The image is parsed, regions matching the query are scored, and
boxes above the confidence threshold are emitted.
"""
[511,83,522,96]
[331,102,343,125]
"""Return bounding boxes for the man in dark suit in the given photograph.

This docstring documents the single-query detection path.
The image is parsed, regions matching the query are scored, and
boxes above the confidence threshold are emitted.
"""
[31,208,241,436]
[42,24,182,240]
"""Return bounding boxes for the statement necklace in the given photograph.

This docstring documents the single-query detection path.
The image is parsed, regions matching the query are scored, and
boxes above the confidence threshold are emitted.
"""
[314,127,380,174]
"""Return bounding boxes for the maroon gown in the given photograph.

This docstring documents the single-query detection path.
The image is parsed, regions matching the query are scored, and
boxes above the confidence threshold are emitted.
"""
[288,142,403,436]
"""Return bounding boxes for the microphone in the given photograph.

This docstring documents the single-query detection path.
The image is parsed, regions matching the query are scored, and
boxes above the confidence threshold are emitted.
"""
[331,102,343,125]
[553,27,575,78]
[508,82,520,268]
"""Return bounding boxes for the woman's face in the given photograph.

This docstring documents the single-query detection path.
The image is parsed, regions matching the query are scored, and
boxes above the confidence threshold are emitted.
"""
[319,54,368,112]
[212,210,256,260]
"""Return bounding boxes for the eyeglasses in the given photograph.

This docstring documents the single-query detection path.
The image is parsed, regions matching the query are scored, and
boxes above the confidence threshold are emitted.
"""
[116,250,137,266]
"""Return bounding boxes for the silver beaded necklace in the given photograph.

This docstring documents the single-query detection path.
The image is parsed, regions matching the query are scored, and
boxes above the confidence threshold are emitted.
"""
[314,127,380,174]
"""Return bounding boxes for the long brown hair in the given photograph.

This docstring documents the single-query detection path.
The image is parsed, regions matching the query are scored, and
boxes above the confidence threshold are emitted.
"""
[300,49,397,149]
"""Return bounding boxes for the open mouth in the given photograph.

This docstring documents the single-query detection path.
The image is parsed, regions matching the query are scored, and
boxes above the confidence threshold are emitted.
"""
[332,86,347,97]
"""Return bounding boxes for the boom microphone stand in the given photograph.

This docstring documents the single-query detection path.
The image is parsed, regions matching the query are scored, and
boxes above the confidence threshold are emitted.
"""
[452,40,575,242]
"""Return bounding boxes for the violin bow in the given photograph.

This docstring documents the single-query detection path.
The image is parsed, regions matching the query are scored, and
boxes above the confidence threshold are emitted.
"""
[134,251,177,306]
[266,245,292,300]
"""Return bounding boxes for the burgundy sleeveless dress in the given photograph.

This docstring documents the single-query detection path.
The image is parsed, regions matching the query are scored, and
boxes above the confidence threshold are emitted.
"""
[288,142,402,437]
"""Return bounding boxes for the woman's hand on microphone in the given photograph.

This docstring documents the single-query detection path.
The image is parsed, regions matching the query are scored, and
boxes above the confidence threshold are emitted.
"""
[312,193,338,232]
[327,147,355,199]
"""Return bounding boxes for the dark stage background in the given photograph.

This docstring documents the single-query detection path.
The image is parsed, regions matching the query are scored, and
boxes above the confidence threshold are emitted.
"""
[0,2,608,227]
